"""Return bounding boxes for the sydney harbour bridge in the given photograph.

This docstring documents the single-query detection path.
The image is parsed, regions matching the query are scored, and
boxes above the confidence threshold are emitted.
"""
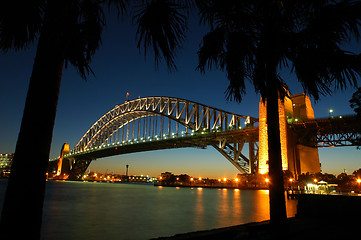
[49,95,361,180]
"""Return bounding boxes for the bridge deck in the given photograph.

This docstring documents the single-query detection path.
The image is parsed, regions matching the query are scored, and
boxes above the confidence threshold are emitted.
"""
[67,127,259,160]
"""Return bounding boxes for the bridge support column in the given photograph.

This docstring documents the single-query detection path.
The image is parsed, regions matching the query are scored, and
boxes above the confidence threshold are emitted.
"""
[258,97,290,174]
[212,138,251,174]
[248,139,258,174]
[56,143,69,176]
[258,93,321,177]
[68,159,93,180]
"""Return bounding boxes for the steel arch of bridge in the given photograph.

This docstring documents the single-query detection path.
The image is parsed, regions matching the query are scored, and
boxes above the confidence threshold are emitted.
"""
[73,97,256,153]
[61,97,259,178]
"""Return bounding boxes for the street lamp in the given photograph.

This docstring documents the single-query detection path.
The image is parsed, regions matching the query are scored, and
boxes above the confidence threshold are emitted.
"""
[329,108,334,118]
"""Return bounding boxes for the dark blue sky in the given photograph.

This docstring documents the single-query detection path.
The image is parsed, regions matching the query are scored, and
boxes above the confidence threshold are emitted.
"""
[0,13,360,178]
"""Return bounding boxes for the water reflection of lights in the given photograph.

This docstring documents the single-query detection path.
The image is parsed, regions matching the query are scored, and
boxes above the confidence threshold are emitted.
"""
[259,189,269,194]
[194,186,204,229]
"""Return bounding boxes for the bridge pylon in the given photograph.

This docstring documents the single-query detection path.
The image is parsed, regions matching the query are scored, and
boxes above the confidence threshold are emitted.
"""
[258,93,321,178]
[56,143,69,177]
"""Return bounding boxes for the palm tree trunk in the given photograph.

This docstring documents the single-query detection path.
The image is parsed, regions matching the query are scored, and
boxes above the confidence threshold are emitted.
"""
[0,1,66,238]
[266,87,287,225]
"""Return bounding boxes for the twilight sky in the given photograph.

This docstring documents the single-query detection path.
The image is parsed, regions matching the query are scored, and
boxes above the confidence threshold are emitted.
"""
[0,13,360,178]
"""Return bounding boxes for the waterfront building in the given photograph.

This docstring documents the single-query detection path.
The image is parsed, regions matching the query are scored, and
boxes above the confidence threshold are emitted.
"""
[0,153,13,177]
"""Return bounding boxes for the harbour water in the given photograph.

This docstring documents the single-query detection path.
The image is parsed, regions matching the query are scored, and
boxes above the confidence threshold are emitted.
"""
[0,179,297,240]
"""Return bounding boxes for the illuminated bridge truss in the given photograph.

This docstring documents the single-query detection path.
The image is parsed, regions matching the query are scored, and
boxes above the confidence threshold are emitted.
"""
[55,97,259,179]
[291,116,361,147]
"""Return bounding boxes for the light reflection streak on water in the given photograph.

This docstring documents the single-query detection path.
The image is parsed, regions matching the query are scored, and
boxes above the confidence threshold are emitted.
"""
[194,187,204,229]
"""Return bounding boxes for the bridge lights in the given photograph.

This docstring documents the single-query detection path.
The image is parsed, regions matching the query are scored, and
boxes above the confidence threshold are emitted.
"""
[245,116,251,126]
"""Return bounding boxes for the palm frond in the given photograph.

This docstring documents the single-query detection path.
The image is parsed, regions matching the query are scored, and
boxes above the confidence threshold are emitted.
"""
[350,87,361,116]
[107,0,128,16]
[64,0,105,79]
[134,0,187,71]
[224,31,255,102]
[196,27,225,73]
[302,0,361,44]
[0,0,45,52]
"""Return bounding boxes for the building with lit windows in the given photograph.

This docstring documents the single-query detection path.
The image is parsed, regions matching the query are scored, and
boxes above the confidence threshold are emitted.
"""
[0,153,13,177]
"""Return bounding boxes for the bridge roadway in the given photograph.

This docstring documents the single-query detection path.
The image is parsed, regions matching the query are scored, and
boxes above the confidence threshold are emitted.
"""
[67,115,360,161]
[67,127,259,161]
[291,115,361,147]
